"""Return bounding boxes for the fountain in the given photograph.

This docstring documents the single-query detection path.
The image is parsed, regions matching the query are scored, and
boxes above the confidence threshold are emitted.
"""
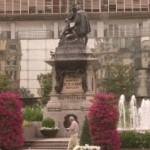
[118,95,126,129]
[118,95,150,131]
[129,95,138,129]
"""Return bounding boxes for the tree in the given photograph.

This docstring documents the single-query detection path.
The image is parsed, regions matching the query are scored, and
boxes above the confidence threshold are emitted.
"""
[101,63,138,99]
[19,87,34,98]
[0,74,11,92]
[80,116,92,146]
[37,73,52,105]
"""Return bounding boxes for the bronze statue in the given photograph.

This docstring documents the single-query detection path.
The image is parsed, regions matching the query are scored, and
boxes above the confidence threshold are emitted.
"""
[60,5,91,46]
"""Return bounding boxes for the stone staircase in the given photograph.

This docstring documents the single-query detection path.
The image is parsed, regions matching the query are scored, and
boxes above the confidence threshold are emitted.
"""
[24,138,69,150]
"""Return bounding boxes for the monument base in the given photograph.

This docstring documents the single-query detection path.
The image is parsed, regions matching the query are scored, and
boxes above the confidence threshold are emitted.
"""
[45,39,99,137]
[44,93,93,137]
[44,109,88,137]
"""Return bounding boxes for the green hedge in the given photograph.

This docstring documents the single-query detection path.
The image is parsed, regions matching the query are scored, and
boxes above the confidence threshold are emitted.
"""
[120,131,150,148]
[23,106,43,121]
[42,118,55,128]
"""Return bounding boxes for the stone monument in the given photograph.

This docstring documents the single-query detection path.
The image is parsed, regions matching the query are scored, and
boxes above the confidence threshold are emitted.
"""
[44,5,99,137]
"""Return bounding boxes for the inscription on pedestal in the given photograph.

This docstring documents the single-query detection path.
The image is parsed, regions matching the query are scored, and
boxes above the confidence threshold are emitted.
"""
[62,74,83,93]
[59,95,86,110]
[59,95,86,101]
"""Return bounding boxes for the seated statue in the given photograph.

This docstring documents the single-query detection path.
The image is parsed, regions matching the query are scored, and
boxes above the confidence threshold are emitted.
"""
[60,5,91,46]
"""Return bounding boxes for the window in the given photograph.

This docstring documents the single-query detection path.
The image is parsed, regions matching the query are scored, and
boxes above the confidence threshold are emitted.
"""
[53,0,60,13]
[117,0,124,12]
[133,0,140,11]
[125,0,132,11]
[85,0,92,12]
[6,0,12,14]
[141,0,148,11]
[60,0,68,13]
[29,0,36,13]
[93,0,100,12]
[108,24,113,36]
[120,24,125,36]
[114,24,119,37]
[101,0,108,12]
[45,0,53,13]
[9,44,17,50]
[109,0,116,12]
[14,0,20,14]
[21,0,28,13]
[0,0,5,14]
[37,0,44,13]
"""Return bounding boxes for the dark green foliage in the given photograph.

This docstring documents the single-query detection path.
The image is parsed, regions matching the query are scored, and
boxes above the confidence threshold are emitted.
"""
[121,131,150,148]
[42,118,55,128]
[101,63,138,99]
[21,98,38,107]
[37,73,52,105]
[0,74,11,92]
[19,87,34,98]
[80,116,92,145]
[19,87,36,106]
[23,106,43,121]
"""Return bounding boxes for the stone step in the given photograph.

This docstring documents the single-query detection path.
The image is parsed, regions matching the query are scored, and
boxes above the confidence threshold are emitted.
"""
[24,138,69,150]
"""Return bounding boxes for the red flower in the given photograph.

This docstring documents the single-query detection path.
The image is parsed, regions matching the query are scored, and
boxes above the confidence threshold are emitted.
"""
[0,92,24,150]
[88,93,121,150]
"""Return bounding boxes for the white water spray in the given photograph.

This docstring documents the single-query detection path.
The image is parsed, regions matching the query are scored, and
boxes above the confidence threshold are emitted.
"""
[118,95,126,129]
[118,95,150,130]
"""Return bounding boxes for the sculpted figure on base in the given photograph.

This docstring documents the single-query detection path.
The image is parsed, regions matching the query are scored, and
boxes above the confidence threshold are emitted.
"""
[60,4,91,46]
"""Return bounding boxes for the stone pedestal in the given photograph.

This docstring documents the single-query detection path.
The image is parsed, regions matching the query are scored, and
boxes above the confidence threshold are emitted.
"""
[44,40,99,137]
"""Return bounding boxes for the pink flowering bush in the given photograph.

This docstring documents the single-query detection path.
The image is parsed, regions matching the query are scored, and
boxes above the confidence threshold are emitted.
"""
[0,92,24,150]
[88,93,120,150]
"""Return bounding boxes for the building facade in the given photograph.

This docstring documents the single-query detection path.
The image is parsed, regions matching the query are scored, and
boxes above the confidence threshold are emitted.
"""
[0,0,150,97]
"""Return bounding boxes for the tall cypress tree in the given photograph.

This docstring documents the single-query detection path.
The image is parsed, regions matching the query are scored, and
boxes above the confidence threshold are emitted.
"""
[80,116,92,146]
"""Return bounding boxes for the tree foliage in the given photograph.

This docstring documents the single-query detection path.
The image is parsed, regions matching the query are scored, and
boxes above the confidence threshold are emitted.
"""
[0,74,11,92]
[80,116,92,146]
[37,73,52,105]
[19,87,34,98]
[101,63,138,99]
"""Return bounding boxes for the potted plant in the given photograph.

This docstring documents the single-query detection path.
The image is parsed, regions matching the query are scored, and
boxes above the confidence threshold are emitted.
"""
[22,106,43,139]
[40,117,59,137]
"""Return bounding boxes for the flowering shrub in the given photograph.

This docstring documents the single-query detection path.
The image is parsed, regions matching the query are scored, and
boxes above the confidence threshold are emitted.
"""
[88,93,120,150]
[0,92,24,150]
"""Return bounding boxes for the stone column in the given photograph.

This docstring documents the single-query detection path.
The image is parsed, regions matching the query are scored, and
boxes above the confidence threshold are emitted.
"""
[11,22,15,39]
[86,65,96,94]
[54,22,58,39]
[97,21,104,38]
[137,70,148,97]
[51,66,56,94]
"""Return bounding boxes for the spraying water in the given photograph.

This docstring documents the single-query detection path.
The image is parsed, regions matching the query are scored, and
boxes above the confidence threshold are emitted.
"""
[118,95,126,129]
[129,95,138,129]
[118,95,150,130]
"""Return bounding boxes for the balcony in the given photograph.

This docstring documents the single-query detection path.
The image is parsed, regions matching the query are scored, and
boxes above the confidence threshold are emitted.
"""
[15,30,54,39]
